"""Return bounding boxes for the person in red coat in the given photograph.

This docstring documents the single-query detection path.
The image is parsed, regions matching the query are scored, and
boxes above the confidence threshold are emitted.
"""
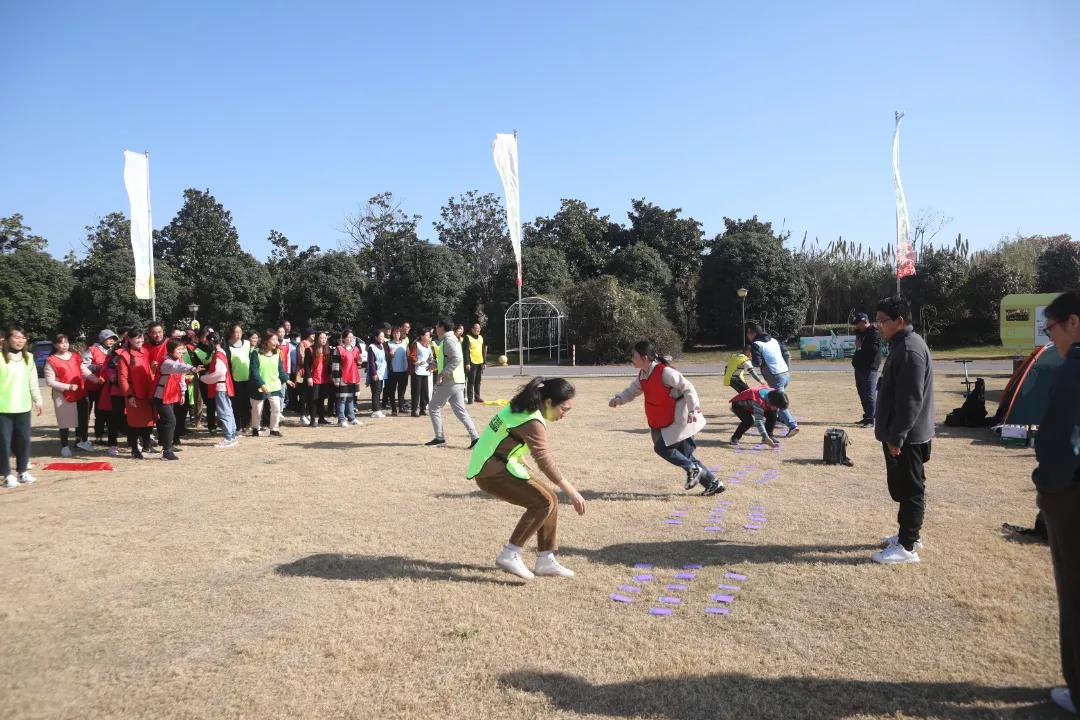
[118,328,158,459]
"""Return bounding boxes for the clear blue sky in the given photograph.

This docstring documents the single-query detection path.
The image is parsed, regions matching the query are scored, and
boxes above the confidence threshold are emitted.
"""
[3,0,1077,261]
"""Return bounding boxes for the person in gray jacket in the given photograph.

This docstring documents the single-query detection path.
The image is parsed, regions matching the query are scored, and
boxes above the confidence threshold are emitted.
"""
[871,296,934,565]
[425,319,479,448]
[1033,290,1080,716]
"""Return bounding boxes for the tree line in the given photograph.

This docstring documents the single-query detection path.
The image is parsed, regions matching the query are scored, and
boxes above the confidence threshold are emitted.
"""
[1,194,1077,362]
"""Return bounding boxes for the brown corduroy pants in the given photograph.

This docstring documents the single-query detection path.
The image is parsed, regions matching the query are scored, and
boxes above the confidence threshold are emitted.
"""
[475,469,559,552]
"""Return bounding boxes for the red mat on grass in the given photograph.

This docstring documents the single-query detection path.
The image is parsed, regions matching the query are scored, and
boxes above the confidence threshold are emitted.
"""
[42,462,115,471]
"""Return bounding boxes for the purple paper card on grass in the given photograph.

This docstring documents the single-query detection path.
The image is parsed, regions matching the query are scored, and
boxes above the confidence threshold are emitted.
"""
[683,564,703,569]
[666,583,688,591]
[633,574,654,582]
[659,596,682,605]
[665,520,683,525]
[744,523,763,530]
[618,585,641,593]
[712,594,736,603]
[704,526,722,532]
[610,594,633,603]
[650,607,674,616]
[674,572,696,580]
[705,606,731,615]
[633,563,654,569]
[708,466,721,473]
[726,572,747,581]
[718,584,740,591]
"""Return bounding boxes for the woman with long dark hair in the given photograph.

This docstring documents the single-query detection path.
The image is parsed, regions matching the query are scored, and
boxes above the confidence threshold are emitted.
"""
[609,339,723,496]
[1,327,43,488]
[45,333,92,457]
[467,377,585,580]
[304,331,332,426]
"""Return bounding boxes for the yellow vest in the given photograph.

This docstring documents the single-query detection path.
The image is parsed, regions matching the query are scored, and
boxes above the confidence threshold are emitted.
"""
[468,334,484,364]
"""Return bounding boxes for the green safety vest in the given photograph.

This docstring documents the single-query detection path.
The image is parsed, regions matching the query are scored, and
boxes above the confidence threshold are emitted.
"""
[182,348,196,404]
[0,353,33,414]
[467,405,545,480]
[436,337,466,384]
[257,352,282,393]
[229,341,251,382]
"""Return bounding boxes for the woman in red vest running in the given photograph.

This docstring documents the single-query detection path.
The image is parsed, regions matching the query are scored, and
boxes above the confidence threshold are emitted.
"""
[44,333,93,457]
[608,340,723,495]
[153,339,200,461]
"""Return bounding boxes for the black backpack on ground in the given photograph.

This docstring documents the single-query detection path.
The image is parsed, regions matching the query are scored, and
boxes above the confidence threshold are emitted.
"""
[823,428,854,466]
[944,378,988,427]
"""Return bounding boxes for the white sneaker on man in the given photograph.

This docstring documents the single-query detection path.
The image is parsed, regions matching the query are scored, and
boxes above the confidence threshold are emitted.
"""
[300,415,310,425]
[372,411,385,419]
[350,419,363,426]
[882,534,924,551]
[60,446,73,458]
[75,440,96,452]
[3,475,17,489]
[871,543,920,564]
[1051,687,1076,715]
[495,546,535,579]
[534,553,575,577]
[18,472,36,485]
[214,438,239,449]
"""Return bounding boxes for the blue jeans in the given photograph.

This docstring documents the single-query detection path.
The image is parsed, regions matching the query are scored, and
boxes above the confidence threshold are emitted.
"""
[854,368,879,422]
[215,392,237,441]
[651,429,699,472]
[771,372,798,430]
[336,396,355,423]
[0,411,31,477]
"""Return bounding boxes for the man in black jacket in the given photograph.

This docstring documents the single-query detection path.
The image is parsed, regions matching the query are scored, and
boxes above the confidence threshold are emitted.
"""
[871,296,934,565]
[852,313,883,427]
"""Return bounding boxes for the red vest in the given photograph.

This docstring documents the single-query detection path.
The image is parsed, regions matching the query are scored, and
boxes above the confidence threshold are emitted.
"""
[730,387,770,411]
[160,372,184,404]
[124,348,157,400]
[311,350,328,384]
[206,348,235,398]
[145,340,168,375]
[86,345,109,386]
[46,354,86,403]
[338,345,361,384]
[642,364,677,429]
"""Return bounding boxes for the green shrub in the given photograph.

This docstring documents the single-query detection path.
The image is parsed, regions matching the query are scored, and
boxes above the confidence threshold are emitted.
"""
[564,276,681,364]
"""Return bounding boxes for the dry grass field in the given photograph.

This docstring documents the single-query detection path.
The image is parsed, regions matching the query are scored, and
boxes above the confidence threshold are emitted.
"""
[0,369,1064,720]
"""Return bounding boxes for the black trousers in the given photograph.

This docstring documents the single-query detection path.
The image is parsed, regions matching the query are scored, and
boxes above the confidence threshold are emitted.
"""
[1038,483,1080,703]
[385,371,408,411]
[883,441,931,550]
[0,411,31,476]
[153,399,176,454]
[58,398,90,446]
[466,364,484,402]
[230,390,251,430]
[731,406,777,441]
[108,401,127,447]
[88,387,109,440]
[410,375,430,415]
[302,383,325,422]
[174,401,189,441]
[371,379,384,412]
[199,383,217,431]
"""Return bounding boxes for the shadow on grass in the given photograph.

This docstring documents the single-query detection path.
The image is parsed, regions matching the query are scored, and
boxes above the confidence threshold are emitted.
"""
[275,553,520,586]
[932,425,1005,447]
[279,441,430,450]
[557,540,879,568]
[499,671,1054,720]
[434,489,682,502]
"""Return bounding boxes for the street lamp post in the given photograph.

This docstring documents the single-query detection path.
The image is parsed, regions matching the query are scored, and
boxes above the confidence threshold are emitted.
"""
[736,287,748,346]
[188,302,200,330]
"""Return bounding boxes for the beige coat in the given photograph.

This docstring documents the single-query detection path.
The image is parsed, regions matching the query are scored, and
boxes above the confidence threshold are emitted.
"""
[612,361,706,446]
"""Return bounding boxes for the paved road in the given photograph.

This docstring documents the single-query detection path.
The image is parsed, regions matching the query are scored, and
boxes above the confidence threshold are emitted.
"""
[483,359,1015,379]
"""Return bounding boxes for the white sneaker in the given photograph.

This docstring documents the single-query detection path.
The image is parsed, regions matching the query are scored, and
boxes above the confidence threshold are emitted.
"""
[534,553,575,577]
[785,427,800,439]
[76,440,96,452]
[107,447,119,457]
[1051,687,1076,715]
[300,415,310,425]
[871,543,920,564]
[350,419,362,426]
[372,411,385,419]
[495,547,535,579]
[882,534,924,551]
[19,472,36,485]
[61,446,73,458]
[214,438,239,449]
[3,475,17,489]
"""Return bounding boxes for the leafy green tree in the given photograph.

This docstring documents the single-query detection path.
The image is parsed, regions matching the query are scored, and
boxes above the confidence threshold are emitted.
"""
[697,216,808,345]
[563,276,680,363]
[607,242,673,297]
[1036,235,1080,292]
[622,199,706,343]
[343,192,423,323]
[434,191,510,322]
[286,251,367,331]
[959,251,1025,343]
[0,250,74,339]
[265,229,320,324]
[67,213,181,334]
[0,214,47,253]
[524,199,618,280]
[382,242,468,329]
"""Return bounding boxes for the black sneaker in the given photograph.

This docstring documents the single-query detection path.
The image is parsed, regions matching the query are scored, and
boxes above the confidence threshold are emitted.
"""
[318,418,330,425]
[270,430,283,437]
[684,465,703,490]
[251,428,260,437]
[131,448,144,460]
[425,437,446,447]
[162,452,180,461]
[701,480,726,497]
[859,418,874,427]
[468,437,479,450]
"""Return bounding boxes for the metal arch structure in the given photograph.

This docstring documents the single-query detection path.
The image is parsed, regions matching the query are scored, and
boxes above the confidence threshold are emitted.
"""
[504,295,569,367]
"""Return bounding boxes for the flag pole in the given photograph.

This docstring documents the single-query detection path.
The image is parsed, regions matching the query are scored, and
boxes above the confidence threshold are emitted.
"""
[145,150,157,321]
[514,129,524,377]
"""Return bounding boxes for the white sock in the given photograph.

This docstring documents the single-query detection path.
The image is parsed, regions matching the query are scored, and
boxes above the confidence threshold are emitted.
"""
[505,543,522,554]
[537,551,554,560]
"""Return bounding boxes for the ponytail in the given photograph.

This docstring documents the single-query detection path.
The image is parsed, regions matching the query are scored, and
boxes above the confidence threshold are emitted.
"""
[633,339,674,367]
[509,377,576,414]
